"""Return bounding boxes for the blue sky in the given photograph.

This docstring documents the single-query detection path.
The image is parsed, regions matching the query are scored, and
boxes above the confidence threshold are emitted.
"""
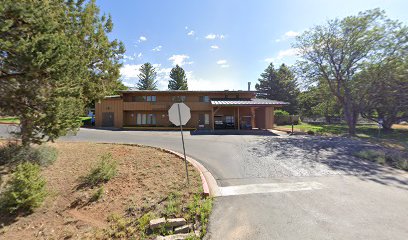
[98,0,408,90]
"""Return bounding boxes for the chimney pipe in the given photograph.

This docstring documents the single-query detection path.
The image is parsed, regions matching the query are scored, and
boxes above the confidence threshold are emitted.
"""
[248,82,251,91]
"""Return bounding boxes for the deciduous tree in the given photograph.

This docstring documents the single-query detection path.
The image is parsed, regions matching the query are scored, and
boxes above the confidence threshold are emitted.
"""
[294,8,405,134]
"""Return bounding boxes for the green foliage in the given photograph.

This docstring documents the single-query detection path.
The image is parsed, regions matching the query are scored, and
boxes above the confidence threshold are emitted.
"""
[164,192,182,217]
[256,63,299,114]
[274,110,290,116]
[0,0,124,146]
[105,213,137,239]
[354,150,386,165]
[137,212,156,233]
[188,194,213,238]
[0,142,57,166]
[90,186,104,202]
[137,63,158,90]
[356,57,408,129]
[82,153,117,187]
[0,162,47,214]
[294,8,407,135]
[168,65,188,90]
[298,83,342,118]
[354,149,407,170]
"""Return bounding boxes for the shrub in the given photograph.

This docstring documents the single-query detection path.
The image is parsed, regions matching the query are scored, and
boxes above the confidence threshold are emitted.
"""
[0,142,57,166]
[307,130,315,135]
[82,153,117,187]
[274,110,290,116]
[90,186,104,202]
[105,213,137,239]
[188,194,213,237]
[355,149,386,165]
[164,192,182,217]
[0,162,47,214]
[138,212,156,233]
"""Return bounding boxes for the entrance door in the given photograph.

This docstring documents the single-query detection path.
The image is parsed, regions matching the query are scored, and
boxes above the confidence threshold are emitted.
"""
[198,113,210,128]
[102,112,114,127]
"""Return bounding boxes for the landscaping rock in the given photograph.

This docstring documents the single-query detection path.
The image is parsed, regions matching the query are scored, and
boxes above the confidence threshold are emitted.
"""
[174,224,193,234]
[155,233,191,240]
[149,218,166,229]
[167,218,186,227]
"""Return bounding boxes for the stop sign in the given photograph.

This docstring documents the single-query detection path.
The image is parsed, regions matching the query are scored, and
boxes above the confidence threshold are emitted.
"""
[168,103,191,126]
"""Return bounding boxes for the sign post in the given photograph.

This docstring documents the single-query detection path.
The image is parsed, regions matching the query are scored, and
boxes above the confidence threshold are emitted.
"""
[168,103,191,184]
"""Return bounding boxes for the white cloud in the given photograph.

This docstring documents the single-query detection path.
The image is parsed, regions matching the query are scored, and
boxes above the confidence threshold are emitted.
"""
[168,54,193,66]
[137,52,143,58]
[120,63,172,89]
[275,30,300,42]
[205,34,225,40]
[264,48,300,64]
[210,45,219,49]
[152,45,162,52]
[220,64,229,68]
[120,64,143,79]
[187,30,195,36]
[123,54,135,61]
[138,36,147,42]
[216,59,227,65]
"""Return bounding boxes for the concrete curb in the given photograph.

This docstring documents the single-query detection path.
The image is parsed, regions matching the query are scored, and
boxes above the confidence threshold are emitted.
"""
[163,149,221,197]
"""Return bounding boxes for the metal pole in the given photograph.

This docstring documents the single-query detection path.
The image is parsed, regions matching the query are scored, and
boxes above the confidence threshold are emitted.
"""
[178,104,189,184]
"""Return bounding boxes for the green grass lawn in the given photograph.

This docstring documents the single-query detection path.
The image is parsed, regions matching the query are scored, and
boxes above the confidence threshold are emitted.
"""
[0,117,20,124]
[278,123,408,151]
[0,117,91,124]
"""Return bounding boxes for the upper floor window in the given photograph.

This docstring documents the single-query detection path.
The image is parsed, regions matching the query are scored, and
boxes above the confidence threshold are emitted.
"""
[172,96,186,102]
[146,96,156,102]
[199,96,210,102]
[131,95,156,102]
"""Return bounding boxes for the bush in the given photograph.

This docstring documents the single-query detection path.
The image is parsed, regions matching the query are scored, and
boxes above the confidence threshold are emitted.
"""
[355,149,386,165]
[188,194,213,237]
[0,162,47,214]
[82,153,117,187]
[90,186,104,202]
[0,142,57,166]
[274,110,290,116]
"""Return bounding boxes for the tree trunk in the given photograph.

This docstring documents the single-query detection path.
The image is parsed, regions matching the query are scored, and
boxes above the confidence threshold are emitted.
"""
[20,117,31,147]
[343,101,357,135]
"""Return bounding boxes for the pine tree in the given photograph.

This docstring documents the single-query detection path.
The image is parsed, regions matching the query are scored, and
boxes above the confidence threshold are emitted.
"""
[168,65,188,90]
[137,63,158,90]
[255,63,299,113]
[0,0,124,146]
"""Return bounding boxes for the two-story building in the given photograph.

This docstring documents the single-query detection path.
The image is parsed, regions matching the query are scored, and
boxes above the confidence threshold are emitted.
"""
[95,90,288,130]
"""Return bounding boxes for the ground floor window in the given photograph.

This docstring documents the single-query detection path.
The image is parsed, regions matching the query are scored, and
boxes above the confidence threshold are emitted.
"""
[225,116,234,123]
[137,113,156,125]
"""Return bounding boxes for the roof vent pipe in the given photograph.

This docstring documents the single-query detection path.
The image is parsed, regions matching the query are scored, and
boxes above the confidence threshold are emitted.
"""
[248,82,251,91]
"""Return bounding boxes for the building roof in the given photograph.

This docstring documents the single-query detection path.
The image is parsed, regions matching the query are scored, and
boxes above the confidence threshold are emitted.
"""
[210,98,289,106]
[118,89,256,93]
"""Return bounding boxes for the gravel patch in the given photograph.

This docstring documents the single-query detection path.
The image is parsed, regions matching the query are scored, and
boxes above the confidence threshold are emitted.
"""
[241,135,397,178]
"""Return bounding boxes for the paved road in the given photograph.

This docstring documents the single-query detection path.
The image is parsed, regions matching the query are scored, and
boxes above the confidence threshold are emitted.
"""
[1,125,408,239]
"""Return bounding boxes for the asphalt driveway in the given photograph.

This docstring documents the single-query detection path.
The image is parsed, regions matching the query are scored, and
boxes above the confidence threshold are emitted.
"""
[1,125,407,239]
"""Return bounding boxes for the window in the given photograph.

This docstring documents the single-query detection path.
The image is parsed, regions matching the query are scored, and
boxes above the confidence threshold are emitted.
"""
[225,116,234,123]
[199,96,210,102]
[131,96,145,102]
[137,113,156,125]
[131,96,156,102]
[204,114,209,124]
[146,96,156,102]
[172,96,186,102]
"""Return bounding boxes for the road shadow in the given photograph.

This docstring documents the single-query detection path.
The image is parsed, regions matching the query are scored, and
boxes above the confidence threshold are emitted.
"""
[191,129,279,136]
[255,135,408,190]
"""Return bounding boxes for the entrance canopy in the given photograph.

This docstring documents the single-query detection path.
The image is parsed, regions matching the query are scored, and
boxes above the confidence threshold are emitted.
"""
[210,98,288,107]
